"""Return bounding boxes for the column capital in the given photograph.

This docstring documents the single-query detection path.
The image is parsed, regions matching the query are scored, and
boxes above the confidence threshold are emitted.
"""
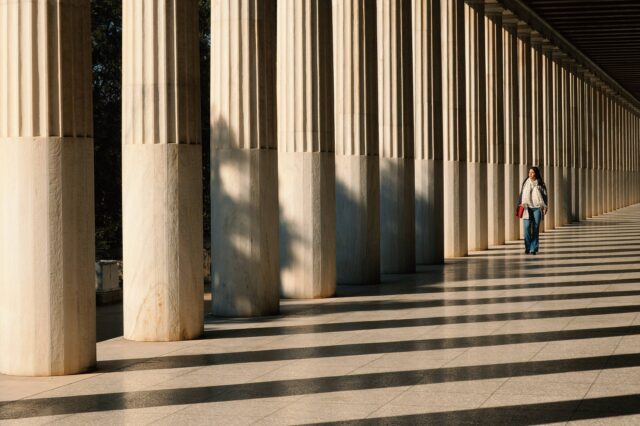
[484,0,504,16]
[502,10,518,27]
[530,30,544,47]
[551,48,566,60]
[517,21,532,37]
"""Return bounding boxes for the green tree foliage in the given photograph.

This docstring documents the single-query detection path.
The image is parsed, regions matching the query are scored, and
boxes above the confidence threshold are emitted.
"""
[92,0,123,260]
[91,0,212,260]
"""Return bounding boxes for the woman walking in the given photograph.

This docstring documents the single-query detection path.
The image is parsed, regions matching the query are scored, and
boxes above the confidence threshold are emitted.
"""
[517,167,548,255]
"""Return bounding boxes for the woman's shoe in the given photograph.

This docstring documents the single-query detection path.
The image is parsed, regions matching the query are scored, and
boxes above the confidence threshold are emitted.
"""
[531,251,537,255]
[524,249,530,254]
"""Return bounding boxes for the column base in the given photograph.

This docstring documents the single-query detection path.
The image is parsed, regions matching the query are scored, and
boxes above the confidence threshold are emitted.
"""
[211,148,280,316]
[0,137,96,376]
[444,160,468,257]
[279,151,336,299]
[504,163,520,241]
[123,144,203,341]
[467,162,488,251]
[488,162,505,246]
[336,154,380,284]
[380,157,415,273]
[415,158,444,264]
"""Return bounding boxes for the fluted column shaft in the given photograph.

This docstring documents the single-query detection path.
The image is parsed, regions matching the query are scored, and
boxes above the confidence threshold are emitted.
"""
[561,59,573,224]
[517,23,531,237]
[413,0,443,264]
[0,0,95,375]
[596,85,607,215]
[530,33,544,230]
[542,43,555,229]
[210,0,279,316]
[378,0,415,272]
[442,0,467,257]
[503,14,519,242]
[552,52,566,226]
[530,34,544,169]
[485,5,504,246]
[122,0,203,341]
[585,76,595,218]
[334,0,380,283]
[465,1,487,251]
[278,0,336,297]
[605,93,613,213]
[591,82,599,216]
[577,70,588,221]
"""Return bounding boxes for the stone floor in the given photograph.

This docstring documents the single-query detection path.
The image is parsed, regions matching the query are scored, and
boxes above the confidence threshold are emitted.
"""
[2,206,640,425]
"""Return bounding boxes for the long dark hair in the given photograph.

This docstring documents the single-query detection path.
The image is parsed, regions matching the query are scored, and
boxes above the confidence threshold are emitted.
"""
[529,166,546,188]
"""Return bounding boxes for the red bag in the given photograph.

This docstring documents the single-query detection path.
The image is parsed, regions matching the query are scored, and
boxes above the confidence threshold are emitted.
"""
[516,205,524,218]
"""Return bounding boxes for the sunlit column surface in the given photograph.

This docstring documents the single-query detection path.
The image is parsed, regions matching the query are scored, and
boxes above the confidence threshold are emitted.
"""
[122,0,203,341]
[551,50,566,226]
[584,72,596,218]
[560,57,573,224]
[210,0,280,316]
[377,0,416,272]
[517,22,531,238]
[465,1,488,251]
[0,0,96,375]
[541,41,555,229]
[413,0,444,263]
[530,32,544,229]
[485,3,505,246]
[502,11,519,242]
[576,67,588,221]
[568,62,580,221]
[277,0,336,297]
[442,0,467,257]
[598,88,605,215]
[333,0,380,284]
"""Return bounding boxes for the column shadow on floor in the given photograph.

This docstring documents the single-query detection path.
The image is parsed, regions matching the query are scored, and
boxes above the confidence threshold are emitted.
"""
[2,353,640,420]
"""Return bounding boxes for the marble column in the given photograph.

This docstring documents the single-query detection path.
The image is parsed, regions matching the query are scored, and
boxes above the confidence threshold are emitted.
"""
[530,33,544,170]
[378,0,415,272]
[552,50,566,226]
[595,82,604,216]
[0,0,96,375]
[485,3,505,246]
[603,91,612,213]
[561,58,573,224]
[278,0,336,297]
[591,80,599,217]
[502,12,520,242]
[530,32,544,229]
[541,42,555,229]
[517,23,532,237]
[122,0,203,341]
[569,63,580,221]
[333,0,380,283]
[585,71,595,218]
[465,1,488,251]
[211,0,280,316]
[413,0,444,264]
[442,0,468,257]
[610,94,617,211]
[578,70,588,220]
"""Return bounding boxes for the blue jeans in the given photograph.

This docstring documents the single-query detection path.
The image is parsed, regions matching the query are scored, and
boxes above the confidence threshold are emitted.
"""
[524,208,542,253]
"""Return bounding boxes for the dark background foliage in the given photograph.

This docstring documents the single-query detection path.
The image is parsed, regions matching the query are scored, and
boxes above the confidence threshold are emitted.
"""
[91,0,211,260]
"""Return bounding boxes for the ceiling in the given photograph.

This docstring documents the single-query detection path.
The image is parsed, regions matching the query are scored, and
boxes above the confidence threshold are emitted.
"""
[521,0,640,104]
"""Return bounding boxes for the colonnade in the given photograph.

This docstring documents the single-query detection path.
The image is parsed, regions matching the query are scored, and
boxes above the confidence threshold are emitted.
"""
[1,0,639,376]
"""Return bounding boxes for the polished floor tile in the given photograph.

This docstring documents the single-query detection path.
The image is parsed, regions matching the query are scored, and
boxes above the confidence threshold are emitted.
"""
[2,205,640,424]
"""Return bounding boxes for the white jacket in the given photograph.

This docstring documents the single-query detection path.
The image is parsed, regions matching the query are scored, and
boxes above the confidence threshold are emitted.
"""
[520,179,547,220]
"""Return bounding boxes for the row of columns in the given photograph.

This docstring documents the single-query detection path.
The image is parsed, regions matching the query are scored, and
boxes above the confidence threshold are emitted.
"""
[2,0,640,376]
